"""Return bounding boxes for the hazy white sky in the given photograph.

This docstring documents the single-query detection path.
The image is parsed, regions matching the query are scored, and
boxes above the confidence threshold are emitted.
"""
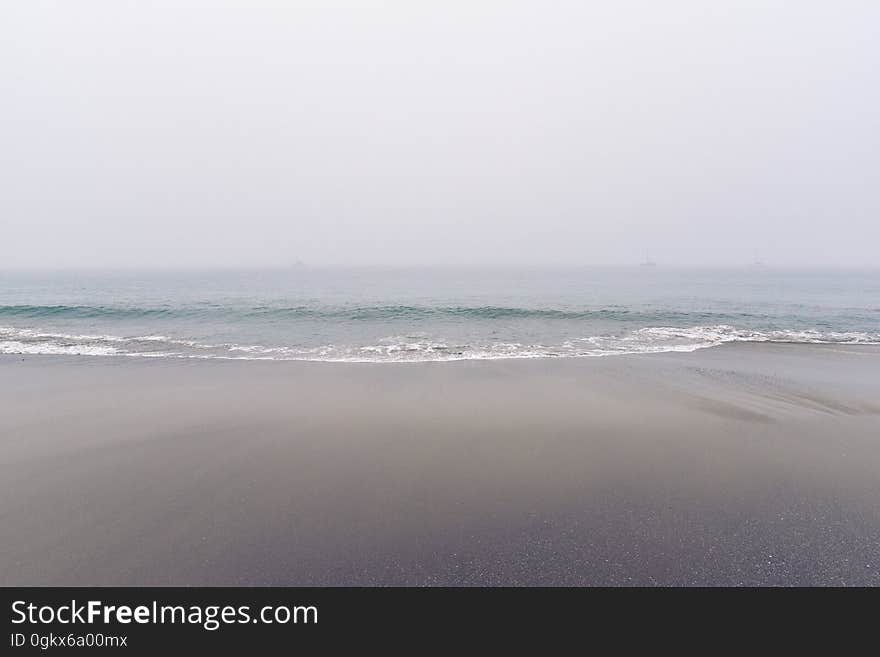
[2,1,878,267]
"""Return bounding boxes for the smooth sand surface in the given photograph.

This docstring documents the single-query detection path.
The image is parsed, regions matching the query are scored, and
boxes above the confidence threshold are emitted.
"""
[1,344,879,586]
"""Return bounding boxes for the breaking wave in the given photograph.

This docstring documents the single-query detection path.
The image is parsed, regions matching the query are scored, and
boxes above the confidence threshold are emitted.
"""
[0,303,772,323]
[2,325,878,362]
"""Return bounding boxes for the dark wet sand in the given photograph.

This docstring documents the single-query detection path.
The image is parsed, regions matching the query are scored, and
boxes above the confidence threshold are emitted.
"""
[1,344,879,586]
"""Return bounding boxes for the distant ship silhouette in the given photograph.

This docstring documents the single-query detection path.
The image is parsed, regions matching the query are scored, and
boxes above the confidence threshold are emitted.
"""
[640,251,657,267]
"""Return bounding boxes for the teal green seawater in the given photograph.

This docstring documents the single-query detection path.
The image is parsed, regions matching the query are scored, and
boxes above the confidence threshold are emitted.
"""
[1,268,878,361]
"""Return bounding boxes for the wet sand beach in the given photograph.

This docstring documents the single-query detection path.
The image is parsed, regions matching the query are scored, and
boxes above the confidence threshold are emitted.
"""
[1,344,879,586]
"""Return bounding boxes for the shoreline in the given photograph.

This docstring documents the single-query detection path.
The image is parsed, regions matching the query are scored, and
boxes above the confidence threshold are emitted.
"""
[2,343,879,585]
[2,339,879,363]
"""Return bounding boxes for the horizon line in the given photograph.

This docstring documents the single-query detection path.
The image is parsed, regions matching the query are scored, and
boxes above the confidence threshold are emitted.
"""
[2,263,879,272]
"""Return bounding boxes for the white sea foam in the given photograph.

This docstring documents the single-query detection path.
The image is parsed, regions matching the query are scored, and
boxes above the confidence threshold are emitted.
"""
[0,339,119,356]
[1,325,878,362]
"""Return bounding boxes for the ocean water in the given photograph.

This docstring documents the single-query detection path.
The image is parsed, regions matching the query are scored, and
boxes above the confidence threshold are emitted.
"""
[1,268,878,362]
